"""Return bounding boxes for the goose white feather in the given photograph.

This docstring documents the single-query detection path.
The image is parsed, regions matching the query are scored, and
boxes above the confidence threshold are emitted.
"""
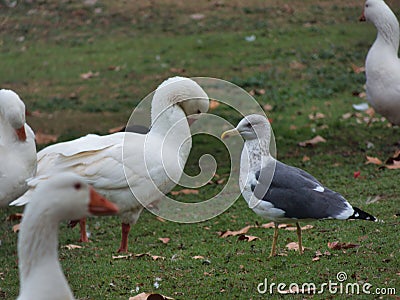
[0,89,36,206]
[361,0,400,124]
[17,172,118,300]
[11,76,209,252]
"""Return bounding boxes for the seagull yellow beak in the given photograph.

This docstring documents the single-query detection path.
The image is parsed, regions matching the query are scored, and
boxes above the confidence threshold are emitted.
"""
[221,128,240,140]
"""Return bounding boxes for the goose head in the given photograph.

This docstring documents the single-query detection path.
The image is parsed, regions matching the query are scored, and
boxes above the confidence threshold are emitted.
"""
[360,0,398,27]
[28,172,119,222]
[0,89,27,141]
[221,114,272,143]
[151,77,209,126]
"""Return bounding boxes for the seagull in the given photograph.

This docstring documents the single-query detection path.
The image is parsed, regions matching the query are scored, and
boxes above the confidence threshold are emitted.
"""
[221,114,378,257]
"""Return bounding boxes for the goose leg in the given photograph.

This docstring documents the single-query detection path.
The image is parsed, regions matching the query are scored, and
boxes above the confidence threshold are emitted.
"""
[117,223,131,253]
[269,222,279,257]
[296,222,303,255]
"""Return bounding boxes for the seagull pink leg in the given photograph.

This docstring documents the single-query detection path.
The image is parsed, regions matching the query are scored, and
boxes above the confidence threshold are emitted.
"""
[79,218,89,243]
[117,223,131,253]
[296,222,303,255]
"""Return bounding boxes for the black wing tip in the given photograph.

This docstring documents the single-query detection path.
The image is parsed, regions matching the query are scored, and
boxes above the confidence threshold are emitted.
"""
[349,206,379,222]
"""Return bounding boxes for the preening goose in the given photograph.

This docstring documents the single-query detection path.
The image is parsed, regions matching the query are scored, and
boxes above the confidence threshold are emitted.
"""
[222,115,378,257]
[12,76,209,252]
[360,0,400,125]
[17,172,118,300]
[0,89,36,207]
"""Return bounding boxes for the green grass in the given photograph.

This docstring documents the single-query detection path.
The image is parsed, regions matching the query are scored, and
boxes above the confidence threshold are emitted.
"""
[0,0,399,299]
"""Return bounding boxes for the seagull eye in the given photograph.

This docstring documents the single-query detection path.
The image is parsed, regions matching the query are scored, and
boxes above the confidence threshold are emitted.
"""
[74,182,82,190]
[197,109,201,114]
[246,123,252,128]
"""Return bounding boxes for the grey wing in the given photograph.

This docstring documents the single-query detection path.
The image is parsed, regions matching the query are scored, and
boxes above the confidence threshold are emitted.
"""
[252,161,353,220]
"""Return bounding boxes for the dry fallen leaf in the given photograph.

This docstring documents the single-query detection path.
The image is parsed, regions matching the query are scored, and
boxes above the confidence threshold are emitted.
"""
[385,160,400,169]
[327,241,359,250]
[169,67,185,74]
[351,63,365,74]
[35,132,59,145]
[129,292,174,300]
[289,60,306,70]
[261,222,275,228]
[12,223,20,233]
[80,71,99,79]
[108,125,125,133]
[158,237,170,244]
[308,112,326,120]
[249,89,266,96]
[285,224,313,231]
[219,225,254,238]
[192,255,205,260]
[209,99,220,110]
[64,244,82,250]
[302,155,310,162]
[365,156,383,166]
[298,135,326,147]
[170,189,199,196]
[156,216,166,223]
[342,112,353,120]
[238,234,259,242]
[263,104,273,111]
[6,213,23,221]
[286,242,305,252]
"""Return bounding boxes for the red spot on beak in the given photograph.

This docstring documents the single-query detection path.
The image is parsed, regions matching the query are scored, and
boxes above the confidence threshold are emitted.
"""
[16,126,26,141]
[88,187,119,215]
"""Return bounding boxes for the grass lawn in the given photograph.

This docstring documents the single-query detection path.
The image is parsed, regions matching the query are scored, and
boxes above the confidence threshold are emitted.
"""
[0,0,399,299]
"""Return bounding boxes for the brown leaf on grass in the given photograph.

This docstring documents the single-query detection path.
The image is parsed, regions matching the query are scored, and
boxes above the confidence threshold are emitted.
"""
[80,71,99,79]
[158,237,170,244]
[6,213,23,221]
[190,13,205,20]
[108,65,121,71]
[298,135,326,147]
[192,255,205,260]
[12,223,20,233]
[385,161,400,169]
[35,132,59,145]
[170,189,199,196]
[64,244,82,250]
[327,241,359,250]
[261,222,275,228]
[209,99,220,110]
[286,242,305,252]
[285,224,313,231]
[302,155,310,162]
[249,89,266,96]
[308,112,326,120]
[342,112,353,120]
[218,225,254,238]
[351,63,365,74]
[289,60,306,70]
[312,256,320,261]
[238,234,260,242]
[365,156,383,166]
[112,253,165,260]
[108,125,125,133]
[169,67,185,74]
[263,104,273,111]
[156,216,166,223]
[129,292,174,300]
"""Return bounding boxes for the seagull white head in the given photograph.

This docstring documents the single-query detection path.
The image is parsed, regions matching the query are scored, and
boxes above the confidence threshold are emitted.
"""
[221,114,271,142]
[0,89,27,141]
[151,76,209,125]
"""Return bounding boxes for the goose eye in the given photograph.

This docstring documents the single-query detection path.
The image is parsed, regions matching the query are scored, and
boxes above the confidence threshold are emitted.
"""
[74,182,82,190]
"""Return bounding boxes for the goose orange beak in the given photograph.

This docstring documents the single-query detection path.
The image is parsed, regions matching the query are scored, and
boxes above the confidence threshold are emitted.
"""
[89,187,119,215]
[16,126,27,141]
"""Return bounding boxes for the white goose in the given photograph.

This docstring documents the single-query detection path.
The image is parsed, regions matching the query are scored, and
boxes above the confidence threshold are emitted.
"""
[12,76,209,252]
[360,0,400,125]
[17,172,118,300]
[0,89,36,207]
